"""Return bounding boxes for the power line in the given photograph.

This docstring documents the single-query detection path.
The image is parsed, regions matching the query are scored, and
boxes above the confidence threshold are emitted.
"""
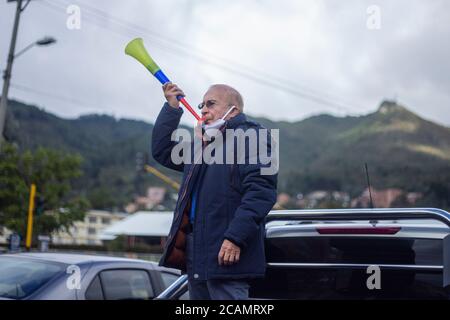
[40,0,361,114]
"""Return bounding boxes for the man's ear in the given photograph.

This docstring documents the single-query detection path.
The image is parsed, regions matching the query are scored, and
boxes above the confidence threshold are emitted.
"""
[223,105,238,120]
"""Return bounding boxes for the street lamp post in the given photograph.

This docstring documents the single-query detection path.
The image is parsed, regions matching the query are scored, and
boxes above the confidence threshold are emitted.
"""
[14,37,57,59]
[0,0,56,146]
[0,0,24,146]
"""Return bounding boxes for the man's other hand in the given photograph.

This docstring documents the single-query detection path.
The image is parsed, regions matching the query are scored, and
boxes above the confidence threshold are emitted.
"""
[218,239,241,266]
[162,82,185,108]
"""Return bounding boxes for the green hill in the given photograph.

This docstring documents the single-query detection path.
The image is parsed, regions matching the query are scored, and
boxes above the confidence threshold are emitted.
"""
[4,99,450,210]
[4,99,179,210]
[255,101,450,198]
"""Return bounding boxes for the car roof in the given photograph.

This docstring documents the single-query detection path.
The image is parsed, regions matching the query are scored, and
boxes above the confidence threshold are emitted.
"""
[1,252,156,265]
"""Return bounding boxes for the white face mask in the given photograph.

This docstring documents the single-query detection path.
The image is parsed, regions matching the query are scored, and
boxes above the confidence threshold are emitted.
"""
[203,105,236,131]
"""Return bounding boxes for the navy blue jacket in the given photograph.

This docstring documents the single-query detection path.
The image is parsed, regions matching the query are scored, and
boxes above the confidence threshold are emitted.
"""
[152,103,277,280]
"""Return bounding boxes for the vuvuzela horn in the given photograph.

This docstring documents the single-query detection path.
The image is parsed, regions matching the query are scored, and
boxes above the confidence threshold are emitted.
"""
[125,38,201,121]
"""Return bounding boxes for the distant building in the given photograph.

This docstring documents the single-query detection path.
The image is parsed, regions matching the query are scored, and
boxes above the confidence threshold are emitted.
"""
[147,187,166,205]
[308,191,329,200]
[304,191,329,208]
[331,191,351,206]
[0,210,127,246]
[126,187,167,213]
[125,202,138,214]
[52,210,127,246]
[351,188,421,208]
[406,192,423,205]
[99,211,173,249]
[295,190,350,208]
[275,193,291,208]
[0,227,12,244]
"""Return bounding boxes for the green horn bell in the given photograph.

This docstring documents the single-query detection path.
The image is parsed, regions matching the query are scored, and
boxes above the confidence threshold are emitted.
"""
[125,38,160,75]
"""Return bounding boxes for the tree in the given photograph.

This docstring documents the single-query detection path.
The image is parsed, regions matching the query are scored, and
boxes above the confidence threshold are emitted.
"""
[0,143,89,241]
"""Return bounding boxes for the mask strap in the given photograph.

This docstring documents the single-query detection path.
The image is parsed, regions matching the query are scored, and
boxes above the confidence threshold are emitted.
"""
[222,105,236,120]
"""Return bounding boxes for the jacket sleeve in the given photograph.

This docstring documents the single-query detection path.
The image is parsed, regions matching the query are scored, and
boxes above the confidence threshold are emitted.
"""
[223,129,278,249]
[151,102,185,172]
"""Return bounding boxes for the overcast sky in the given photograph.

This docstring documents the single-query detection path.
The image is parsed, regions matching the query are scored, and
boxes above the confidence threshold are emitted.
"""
[1,0,449,127]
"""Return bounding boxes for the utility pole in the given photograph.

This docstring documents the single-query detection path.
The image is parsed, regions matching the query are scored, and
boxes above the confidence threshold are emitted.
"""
[26,183,36,251]
[0,0,24,146]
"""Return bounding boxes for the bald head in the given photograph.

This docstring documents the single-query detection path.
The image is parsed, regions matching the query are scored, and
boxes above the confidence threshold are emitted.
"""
[208,84,244,112]
[200,84,244,124]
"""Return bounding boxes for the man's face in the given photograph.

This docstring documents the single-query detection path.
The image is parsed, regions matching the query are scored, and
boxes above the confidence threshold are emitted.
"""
[200,87,231,125]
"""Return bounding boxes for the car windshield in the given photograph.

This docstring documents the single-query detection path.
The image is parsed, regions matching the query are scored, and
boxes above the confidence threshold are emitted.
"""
[0,256,64,299]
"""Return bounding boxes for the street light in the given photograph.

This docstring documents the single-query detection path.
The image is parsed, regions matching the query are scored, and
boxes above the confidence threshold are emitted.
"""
[14,36,57,59]
[36,37,57,46]
[0,0,57,146]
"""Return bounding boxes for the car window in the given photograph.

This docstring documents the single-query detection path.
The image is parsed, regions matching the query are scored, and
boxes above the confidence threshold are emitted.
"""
[99,269,154,300]
[85,275,104,300]
[160,272,178,288]
[248,237,449,299]
[160,272,190,300]
[0,257,64,299]
[250,267,449,299]
[265,237,443,265]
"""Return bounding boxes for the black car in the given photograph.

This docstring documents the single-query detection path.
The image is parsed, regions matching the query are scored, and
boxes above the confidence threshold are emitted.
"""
[157,208,450,300]
[0,252,188,300]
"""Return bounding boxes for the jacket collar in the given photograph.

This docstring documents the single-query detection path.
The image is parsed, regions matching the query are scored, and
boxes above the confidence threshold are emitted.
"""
[224,112,247,129]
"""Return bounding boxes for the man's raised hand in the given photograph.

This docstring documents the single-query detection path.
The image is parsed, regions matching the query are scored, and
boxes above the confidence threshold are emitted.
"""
[162,82,185,108]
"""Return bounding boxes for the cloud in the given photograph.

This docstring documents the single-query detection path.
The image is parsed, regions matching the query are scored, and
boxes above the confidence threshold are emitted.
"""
[1,0,449,126]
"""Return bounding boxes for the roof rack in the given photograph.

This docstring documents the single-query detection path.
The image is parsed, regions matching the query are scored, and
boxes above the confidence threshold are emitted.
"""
[266,207,450,227]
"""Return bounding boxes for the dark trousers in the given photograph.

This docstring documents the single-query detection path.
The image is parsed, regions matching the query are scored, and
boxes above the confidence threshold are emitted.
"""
[186,231,250,300]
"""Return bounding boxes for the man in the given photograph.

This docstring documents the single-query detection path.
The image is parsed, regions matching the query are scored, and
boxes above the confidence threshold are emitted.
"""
[152,83,277,299]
